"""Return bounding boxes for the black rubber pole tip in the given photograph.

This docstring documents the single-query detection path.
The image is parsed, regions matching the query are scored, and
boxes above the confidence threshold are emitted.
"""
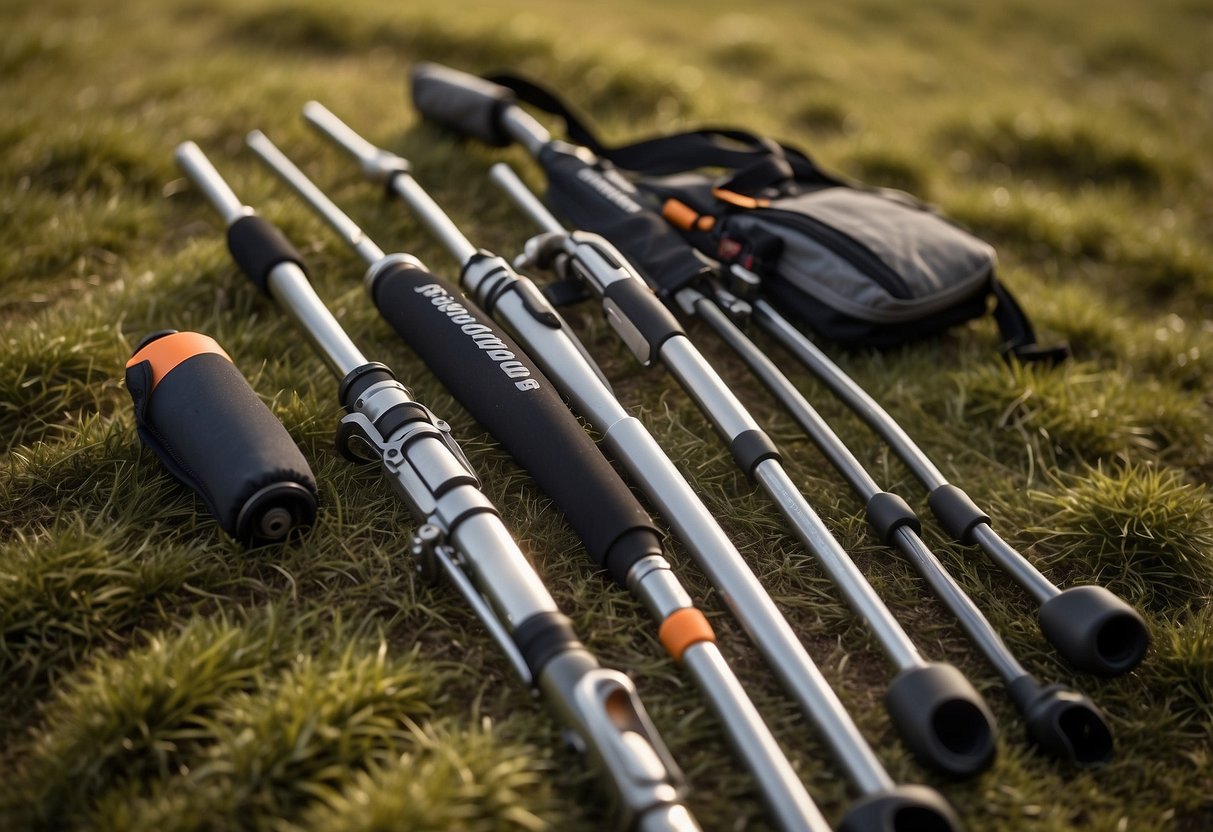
[836,784,963,832]
[1038,585,1148,676]
[1008,676,1113,766]
[885,663,997,777]
[236,481,318,545]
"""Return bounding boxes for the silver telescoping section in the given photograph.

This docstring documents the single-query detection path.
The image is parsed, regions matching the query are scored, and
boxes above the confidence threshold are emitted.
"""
[656,326,928,672]
[175,143,369,380]
[300,102,832,832]
[752,300,1061,600]
[176,140,700,832]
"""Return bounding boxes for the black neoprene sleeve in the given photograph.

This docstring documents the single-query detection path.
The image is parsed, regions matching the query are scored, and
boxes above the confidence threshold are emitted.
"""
[369,260,661,585]
[126,336,318,544]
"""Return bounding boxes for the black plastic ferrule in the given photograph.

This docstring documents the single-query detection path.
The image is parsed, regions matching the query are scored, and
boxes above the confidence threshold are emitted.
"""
[373,401,431,441]
[602,527,664,588]
[730,429,781,479]
[602,279,685,365]
[339,362,397,410]
[866,491,922,545]
[513,611,584,677]
[460,251,517,313]
[1038,585,1149,675]
[226,215,307,295]
[928,483,991,545]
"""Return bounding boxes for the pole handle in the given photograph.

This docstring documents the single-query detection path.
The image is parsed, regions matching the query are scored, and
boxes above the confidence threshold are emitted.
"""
[409,61,521,146]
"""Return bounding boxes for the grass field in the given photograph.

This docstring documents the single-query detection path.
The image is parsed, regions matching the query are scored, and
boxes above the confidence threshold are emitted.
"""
[2,0,1212,829]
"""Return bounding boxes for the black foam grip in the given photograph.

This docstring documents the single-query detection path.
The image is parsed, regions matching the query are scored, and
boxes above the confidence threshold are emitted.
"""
[513,611,587,677]
[866,491,922,545]
[928,483,991,545]
[730,429,781,479]
[539,145,714,296]
[602,279,685,365]
[226,215,307,296]
[410,62,516,147]
[369,260,660,583]
[126,349,318,544]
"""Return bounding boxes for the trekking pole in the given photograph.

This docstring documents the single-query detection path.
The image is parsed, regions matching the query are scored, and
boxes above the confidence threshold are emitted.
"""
[255,106,832,832]
[747,299,1148,676]
[301,106,978,819]
[408,62,1148,679]
[175,140,699,832]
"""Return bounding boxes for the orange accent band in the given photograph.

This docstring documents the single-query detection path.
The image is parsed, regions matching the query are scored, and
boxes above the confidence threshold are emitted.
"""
[695,215,717,232]
[662,198,700,231]
[711,188,770,209]
[126,331,231,391]
[658,608,716,663]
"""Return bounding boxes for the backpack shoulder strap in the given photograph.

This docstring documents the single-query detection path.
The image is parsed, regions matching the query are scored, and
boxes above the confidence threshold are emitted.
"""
[485,73,837,186]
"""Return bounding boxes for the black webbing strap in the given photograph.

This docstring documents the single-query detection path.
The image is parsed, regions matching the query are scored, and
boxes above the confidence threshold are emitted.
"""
[485,73,838,189]
[991,278,1069,364]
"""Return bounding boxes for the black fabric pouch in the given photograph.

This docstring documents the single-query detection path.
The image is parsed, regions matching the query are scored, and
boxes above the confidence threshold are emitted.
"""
[487,73,1068,362]
[644,171,1043,352]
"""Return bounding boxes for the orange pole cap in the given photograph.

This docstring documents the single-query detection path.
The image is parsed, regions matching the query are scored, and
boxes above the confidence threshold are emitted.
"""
[126,331,232,391]
[711,188,770,209]
[658,607,716,664]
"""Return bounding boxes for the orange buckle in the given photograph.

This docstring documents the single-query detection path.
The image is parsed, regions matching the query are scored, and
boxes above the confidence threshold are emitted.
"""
[662,198,700,230]
[662,198,717,232]
[711,188,770,209]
